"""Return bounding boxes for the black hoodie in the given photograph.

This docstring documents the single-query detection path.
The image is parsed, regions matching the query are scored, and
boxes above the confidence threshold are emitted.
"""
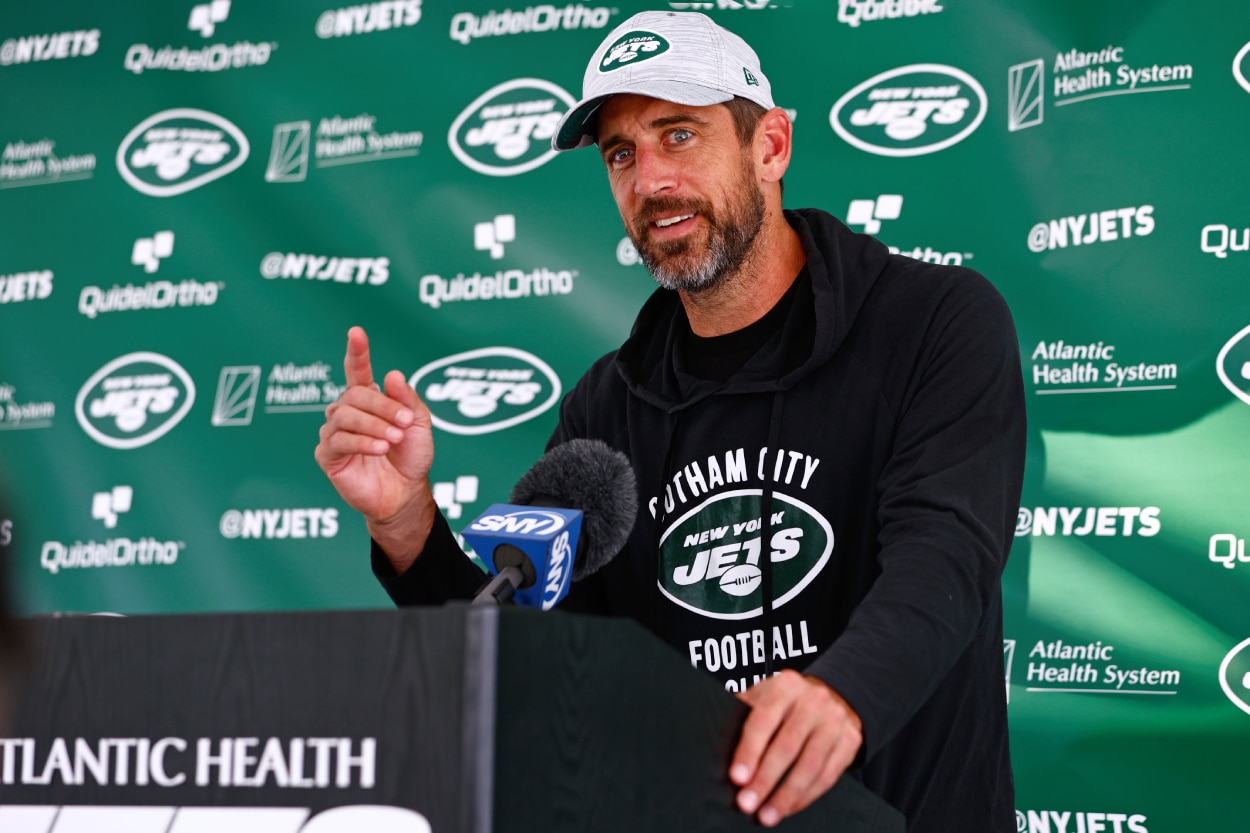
[378,208,1026,832]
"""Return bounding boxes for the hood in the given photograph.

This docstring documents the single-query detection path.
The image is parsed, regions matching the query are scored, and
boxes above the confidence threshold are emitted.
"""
[613,207,892,411]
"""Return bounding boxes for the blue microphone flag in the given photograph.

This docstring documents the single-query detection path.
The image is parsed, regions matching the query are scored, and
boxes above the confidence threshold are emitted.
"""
[461,504,583,610]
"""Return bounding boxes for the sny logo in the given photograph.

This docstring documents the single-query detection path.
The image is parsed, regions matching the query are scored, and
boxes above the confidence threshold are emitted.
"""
[92,486,134,529]
[846,195,902,234]
[475,215,515,260]
[132,231,174,273]
[189,0,231,38]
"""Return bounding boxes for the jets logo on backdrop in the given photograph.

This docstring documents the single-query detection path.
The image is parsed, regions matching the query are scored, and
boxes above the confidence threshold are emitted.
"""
[599,31,669,72]
[1221,638,1250,716]
[1217,325,1250,407]
[447,78,574,176]
[830,64,986,157]
[117,108,249,197]
[1237,41,1250,94]
[409,347,561,435]
[659,490,833,620]
[76,352,196,449]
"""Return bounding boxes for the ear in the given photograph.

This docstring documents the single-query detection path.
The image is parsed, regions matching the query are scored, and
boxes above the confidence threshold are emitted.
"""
[754,107,792,185]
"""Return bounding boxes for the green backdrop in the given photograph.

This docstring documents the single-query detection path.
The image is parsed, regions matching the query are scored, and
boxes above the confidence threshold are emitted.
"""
[2,0,1248,828]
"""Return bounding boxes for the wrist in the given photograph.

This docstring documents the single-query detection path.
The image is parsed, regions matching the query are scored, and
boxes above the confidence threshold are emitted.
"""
[366,486,438,574]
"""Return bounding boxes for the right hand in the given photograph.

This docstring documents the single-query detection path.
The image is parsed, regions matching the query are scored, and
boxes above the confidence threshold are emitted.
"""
[315,326,437,571]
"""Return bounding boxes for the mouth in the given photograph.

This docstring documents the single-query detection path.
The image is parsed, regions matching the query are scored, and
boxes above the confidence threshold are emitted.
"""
[653,213,695,229]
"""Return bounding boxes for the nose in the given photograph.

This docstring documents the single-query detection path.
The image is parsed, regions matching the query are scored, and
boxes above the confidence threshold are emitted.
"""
[632,145,678,198]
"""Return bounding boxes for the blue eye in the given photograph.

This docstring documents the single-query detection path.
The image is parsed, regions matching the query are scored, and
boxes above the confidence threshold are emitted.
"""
[670,128,693,143]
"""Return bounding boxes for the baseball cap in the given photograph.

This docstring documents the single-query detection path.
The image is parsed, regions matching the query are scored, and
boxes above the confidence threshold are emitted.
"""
[552,11,775,151]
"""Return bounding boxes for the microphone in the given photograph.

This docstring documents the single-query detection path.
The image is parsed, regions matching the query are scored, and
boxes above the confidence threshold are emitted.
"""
[462,438,637,609]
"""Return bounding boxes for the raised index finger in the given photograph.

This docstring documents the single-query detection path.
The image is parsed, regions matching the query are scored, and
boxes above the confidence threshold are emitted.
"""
[344,326,375,388]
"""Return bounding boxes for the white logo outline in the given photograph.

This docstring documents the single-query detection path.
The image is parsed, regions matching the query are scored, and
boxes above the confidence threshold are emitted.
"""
[1216,324,1250,407]
[75,352,197,450]
[1219,636,1250,716]
[1234,41,1250,95]
[830,63,987,157]
[447,78,575,177]
[116,108,250,197]
[409,346,561,436]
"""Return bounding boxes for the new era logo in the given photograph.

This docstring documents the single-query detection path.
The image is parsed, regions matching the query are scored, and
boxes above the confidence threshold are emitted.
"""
[92,485,134,529]
[846,195,902,234]
[189,0,231,37]
[474,215,516,260]
[132,231,174,273]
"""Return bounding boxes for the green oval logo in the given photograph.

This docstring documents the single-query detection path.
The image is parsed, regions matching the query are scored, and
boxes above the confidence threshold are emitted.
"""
[448,78,575,177]
[409,347,561,436]
[659,489,834,620]
[599,31,670,73]
[75,352,196,449]
[116,108,249,197]
[830,64,986,157]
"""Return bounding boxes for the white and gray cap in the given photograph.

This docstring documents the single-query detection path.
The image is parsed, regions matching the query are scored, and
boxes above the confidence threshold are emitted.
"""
[552,11,775,151]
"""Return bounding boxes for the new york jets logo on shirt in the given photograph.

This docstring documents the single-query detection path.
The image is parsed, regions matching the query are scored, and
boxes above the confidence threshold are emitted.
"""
[599,31,669,72]
[659,490,834,620]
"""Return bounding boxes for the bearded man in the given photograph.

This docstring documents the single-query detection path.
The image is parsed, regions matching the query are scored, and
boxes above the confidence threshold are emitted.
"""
[317,11,1025,832]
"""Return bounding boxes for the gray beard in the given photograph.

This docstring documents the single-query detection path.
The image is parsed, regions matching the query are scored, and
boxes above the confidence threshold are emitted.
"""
[631,179,766,294]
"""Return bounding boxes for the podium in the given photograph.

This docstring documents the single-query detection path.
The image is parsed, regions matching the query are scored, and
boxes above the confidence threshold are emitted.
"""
[0,607,904,832]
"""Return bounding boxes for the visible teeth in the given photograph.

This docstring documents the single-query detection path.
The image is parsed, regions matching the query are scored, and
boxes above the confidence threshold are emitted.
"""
[655,214,694,228]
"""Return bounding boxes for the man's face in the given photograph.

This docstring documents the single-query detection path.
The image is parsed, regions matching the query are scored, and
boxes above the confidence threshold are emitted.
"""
[596,95,765,293]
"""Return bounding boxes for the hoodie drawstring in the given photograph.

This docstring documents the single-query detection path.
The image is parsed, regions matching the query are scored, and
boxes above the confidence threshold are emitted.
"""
[760,390,786,679]
[651,410,684,636]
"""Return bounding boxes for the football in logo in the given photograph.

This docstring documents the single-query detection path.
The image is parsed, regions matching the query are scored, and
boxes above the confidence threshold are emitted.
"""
[830,64,987,157]
[447,78,575,176]
[409,346,561,435]
[117,108,249,197]
[76,352,196,449]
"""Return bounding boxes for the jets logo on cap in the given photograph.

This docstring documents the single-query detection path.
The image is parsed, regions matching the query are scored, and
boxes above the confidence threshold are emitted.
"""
[599,31,669,72]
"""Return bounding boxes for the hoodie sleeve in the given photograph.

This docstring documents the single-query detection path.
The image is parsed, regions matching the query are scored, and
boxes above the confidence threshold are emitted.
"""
[371,510,486,606]
[803,268,1026,762]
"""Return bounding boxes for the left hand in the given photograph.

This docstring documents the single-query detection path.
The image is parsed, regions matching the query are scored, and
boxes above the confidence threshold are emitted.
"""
[730,669,863,828]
